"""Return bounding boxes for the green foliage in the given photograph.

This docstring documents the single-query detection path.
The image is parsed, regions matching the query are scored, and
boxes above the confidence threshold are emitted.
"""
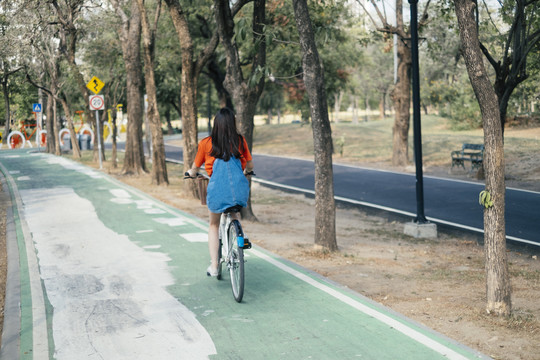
[431,78,482,130]
[479,190,494,209]
[263,0,359,113]
[0,71,37,124]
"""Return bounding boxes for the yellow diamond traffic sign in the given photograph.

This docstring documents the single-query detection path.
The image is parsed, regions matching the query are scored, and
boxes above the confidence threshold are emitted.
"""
[86,76,105,94]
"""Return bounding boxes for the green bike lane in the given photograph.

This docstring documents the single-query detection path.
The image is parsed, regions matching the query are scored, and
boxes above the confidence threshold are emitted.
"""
[0,149,488,360]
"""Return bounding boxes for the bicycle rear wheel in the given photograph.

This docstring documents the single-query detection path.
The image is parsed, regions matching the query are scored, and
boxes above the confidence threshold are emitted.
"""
[227,220,244,302]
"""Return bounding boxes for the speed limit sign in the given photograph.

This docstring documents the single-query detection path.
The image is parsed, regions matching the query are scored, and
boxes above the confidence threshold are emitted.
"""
[89,95,105,110]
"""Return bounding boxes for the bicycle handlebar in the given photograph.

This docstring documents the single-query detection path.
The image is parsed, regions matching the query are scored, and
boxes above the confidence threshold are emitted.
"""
[183,171,255,180]
[183,172,209,180]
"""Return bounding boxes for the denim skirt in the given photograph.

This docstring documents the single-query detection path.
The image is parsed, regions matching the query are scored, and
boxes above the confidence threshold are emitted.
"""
[206,157,249,213]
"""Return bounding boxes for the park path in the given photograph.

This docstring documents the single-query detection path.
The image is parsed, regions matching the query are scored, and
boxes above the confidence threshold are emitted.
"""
[0,149,488,359]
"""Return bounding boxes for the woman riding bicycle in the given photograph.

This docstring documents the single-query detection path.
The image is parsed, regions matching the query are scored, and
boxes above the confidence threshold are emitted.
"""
[186,108,254,277]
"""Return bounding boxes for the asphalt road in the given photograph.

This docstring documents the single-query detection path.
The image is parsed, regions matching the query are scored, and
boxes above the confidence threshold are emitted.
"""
[163,143,540,247]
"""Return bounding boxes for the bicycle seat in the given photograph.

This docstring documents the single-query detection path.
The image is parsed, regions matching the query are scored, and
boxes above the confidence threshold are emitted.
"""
[223,205,243,214]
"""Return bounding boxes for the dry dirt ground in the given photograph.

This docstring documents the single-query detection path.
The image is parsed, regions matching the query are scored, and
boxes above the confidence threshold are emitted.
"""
[1,127,539,358]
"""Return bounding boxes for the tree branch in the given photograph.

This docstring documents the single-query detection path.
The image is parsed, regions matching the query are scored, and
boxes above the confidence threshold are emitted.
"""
[419,0,432,29]
[26,73,54,97]
[355,0,379,30]
[479,41,500,72]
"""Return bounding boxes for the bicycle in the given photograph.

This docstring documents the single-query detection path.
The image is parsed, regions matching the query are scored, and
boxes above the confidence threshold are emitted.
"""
[184,171,253,302]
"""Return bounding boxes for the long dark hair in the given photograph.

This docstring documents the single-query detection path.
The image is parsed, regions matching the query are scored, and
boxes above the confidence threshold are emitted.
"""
[210,108,244,161]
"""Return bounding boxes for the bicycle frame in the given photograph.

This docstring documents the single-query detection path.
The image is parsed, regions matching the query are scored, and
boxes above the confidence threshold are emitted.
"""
[219,212,243,267]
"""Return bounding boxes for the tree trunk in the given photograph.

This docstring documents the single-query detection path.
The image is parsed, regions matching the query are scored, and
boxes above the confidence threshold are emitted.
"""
[379,90,387,119]
[1,66,25,145]
[58,94,82,158]
[137,0,168,185]
[292,0,337,251]
[364,94,371,122]
[53,97,61,155]
[165,0,219,194]
[59,11,101,162]
[114,0,147,175]
[214,0,267,221]
[45,91,58,154]
[112,108,118,168]
[165,107,174,135]
[351,95,358,124]
[165,0,201,197]
[334,93,340,123]
[207,57,234,109]
[455,0,511,316]
[391,0,411,166]
[2,77,10,146]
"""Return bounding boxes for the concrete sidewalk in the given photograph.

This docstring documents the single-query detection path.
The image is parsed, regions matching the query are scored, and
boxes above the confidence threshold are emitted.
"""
[0,149,489,359]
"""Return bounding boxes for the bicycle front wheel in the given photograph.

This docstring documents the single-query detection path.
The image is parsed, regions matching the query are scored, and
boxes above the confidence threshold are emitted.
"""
[227,220,244,302]
[7,131,25,149]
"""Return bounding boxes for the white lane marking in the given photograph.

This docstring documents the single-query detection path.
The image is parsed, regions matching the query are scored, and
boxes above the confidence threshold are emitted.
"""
[136,230,154,234]
[110,189,131,198]
[142,245,161,249]
[144,208,167,214]
[21,187,216,359]
[181,233,208,243]
[135,200,154,209]
[153,217,186,227]
[17,176,30,181]
[110,198,133,204]
[250,248,472,360]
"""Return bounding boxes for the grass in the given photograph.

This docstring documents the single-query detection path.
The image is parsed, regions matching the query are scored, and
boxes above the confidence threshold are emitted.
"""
[252,114,540,190]
[253,114,487,165]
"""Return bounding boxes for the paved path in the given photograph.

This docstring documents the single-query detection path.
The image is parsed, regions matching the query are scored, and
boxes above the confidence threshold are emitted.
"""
[0,149,488,359]
[162,143,540,247]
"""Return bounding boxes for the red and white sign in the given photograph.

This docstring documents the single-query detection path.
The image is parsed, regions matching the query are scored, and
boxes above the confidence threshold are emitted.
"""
[89,95,105,110]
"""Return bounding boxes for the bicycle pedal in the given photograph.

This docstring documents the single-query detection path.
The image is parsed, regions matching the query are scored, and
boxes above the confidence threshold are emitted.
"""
[242,238,252,249]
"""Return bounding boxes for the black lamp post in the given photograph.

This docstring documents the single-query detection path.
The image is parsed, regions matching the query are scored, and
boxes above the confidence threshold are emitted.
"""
[409,0,427,224]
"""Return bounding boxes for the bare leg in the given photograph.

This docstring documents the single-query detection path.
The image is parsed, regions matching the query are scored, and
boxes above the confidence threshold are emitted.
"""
[208,212,221,271]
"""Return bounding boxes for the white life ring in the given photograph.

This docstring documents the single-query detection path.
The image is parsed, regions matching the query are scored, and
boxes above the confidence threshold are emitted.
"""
[78,125,95,143]
[58,128,71,146]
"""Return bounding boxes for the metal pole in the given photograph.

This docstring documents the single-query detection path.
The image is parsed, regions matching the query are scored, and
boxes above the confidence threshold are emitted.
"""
[409,0,427,223]
[95,110,103,169]
[38,89,43,152]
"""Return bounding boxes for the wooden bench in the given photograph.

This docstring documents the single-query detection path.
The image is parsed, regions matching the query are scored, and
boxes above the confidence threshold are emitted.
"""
[451,143,484,171]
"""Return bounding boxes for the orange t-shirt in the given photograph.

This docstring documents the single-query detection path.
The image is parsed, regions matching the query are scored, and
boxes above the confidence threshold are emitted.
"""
[194,136,252,176]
